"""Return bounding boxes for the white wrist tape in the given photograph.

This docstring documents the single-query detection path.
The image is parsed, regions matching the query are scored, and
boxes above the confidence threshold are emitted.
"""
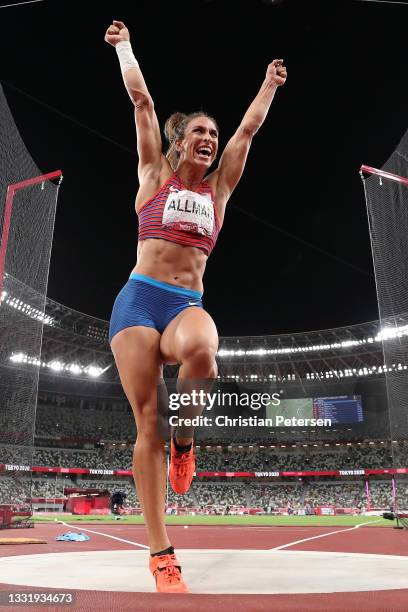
[116,40,139,75]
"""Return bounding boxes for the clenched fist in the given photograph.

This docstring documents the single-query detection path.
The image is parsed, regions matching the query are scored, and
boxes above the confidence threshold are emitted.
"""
[104,20,130,47]
[266,59,287,87]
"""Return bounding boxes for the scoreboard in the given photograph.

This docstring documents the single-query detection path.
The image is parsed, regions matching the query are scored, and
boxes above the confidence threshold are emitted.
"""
[266,395,364,425]
[313,395,364,424]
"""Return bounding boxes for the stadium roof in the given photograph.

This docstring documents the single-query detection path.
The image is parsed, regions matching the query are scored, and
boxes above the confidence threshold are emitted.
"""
[3,272,407,388]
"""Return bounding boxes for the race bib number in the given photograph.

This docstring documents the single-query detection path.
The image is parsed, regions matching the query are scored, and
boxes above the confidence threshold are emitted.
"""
[162,189,214,236]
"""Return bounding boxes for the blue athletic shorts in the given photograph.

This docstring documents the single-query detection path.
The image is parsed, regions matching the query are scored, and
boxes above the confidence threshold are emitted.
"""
[109,273,203,343]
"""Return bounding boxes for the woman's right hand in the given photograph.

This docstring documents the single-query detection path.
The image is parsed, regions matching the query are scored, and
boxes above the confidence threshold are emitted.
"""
[104,20,130,47]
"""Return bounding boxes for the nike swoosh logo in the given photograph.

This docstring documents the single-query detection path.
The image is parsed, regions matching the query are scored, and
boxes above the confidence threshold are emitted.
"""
[169,186,179,192]
[188,301,200,306]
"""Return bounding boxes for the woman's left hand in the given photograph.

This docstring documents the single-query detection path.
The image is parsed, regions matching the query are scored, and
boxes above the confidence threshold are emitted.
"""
[266,59,287,86]
[104,20,130,47]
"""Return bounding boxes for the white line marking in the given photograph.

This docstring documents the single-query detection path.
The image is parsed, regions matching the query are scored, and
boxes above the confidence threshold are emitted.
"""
[270,520,384,550]
[56,520,149,550]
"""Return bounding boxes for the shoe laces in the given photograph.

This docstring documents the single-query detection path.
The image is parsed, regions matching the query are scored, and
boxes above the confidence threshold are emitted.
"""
[155,554,182,584]
[163,564,182,584]
[173,451,194,477]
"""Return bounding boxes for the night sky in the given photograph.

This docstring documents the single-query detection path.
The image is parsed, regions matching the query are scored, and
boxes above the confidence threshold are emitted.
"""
[1,0,408,336]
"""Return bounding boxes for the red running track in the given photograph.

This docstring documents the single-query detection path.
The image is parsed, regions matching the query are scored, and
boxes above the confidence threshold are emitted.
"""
[0,523,408,611]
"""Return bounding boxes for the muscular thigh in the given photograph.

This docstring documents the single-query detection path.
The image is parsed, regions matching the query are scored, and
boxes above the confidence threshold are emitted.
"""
[110,326,162,413]
[160,307,219,364]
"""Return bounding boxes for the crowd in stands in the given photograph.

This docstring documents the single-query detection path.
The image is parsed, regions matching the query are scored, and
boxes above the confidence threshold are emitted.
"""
[2,475,408,511]
[0,475,31,506]
[304,483,365,509]
[2,436,408,513]
[1,443,406,473]
[0,446,132,470]
[31,398,406,455]
[195,446,393,471]
[193,483,247,511]
[250,484,302,511]
[369,482,394,508]
[35,400,135,441]
[4,359,408,518]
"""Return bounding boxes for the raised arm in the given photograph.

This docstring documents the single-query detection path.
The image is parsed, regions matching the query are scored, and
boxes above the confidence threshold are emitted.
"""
[104,21,163,184]
[213,60,287,222]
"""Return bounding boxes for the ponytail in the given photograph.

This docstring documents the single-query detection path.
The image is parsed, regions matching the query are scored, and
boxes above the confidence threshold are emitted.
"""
[164,112,189,171]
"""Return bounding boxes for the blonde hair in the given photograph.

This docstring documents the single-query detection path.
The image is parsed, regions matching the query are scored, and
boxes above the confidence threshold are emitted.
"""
[164,111,219,171]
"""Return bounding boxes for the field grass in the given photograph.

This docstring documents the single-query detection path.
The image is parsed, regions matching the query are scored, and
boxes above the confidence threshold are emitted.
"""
[32,514,391,528]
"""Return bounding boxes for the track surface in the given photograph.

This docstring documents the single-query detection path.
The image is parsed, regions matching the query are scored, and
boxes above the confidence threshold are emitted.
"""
[0,523,408,611]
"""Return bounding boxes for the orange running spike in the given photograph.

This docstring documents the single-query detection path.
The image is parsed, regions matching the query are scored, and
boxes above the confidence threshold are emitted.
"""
[149,553,189,593]
[169,436,196,494]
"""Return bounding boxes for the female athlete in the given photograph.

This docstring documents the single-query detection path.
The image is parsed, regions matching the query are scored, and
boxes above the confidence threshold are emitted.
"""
[105,19,287,593]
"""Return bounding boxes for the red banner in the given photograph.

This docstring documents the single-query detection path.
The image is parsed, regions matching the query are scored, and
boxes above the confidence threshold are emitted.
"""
[1,464,408,478]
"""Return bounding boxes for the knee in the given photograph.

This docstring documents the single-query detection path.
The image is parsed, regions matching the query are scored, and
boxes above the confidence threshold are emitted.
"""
[136,427,164,448]
[134,404,164,445]
[179,344,218,378]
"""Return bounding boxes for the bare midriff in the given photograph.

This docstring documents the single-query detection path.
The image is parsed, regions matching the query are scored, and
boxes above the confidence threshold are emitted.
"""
[131,238,208,293]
